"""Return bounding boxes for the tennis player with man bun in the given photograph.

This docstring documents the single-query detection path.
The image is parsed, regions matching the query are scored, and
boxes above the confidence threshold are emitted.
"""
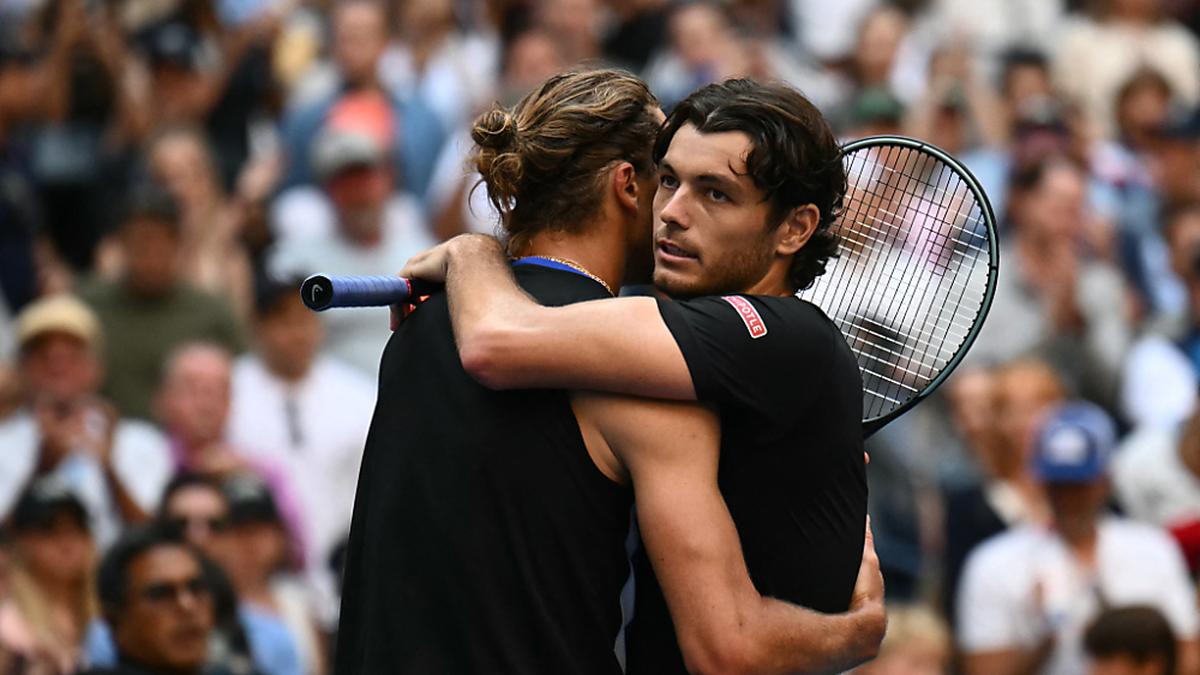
[402,78,872,674]
[338,69,883,674]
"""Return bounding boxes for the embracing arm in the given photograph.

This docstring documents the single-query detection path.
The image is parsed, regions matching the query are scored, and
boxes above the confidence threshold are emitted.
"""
[575,393,885,674]
[401,235,695,399]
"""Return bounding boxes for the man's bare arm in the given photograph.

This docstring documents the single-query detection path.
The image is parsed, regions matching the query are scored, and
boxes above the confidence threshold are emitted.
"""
[400,235,695,399]
[574,393,885,674]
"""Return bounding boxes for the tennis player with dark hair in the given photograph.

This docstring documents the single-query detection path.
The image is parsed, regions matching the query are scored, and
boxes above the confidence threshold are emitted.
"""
[337,70,883,674]
[400,78,869,673]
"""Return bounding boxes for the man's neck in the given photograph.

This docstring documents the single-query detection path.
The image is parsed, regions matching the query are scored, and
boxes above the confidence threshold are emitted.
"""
[1061,523,1099,566]
[742,259,795,297]
[522,228,626,294]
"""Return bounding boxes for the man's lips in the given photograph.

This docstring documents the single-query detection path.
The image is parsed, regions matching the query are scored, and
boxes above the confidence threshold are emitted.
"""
[657,239,698,261]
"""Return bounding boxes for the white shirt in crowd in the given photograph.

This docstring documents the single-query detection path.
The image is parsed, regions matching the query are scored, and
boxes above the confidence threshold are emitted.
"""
[268,191,435,378]
[1113,424,1200,532]
[1120,335,1198,431]
[226,354,376,626]
[957,518,1199,675]
[0,410,172,549]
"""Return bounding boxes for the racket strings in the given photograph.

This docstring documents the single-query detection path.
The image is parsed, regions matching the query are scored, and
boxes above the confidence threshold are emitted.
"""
[799,143,993,420]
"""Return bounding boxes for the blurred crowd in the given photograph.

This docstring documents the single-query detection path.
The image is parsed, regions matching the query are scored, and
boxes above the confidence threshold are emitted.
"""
[1,0,1200,673]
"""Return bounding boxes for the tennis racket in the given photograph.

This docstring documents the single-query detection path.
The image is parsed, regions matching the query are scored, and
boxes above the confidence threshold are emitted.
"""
[798,135,999,437]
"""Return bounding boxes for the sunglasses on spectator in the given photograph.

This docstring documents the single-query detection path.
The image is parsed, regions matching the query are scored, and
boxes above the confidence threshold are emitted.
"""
[139,576,210,605]
[167,516,230,533]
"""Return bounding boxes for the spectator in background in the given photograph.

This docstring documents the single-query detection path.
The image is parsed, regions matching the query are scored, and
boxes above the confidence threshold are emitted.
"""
[82,523,229,675]
[535,0,602,66]
[88,475,301,675]
[645,0,837,112]
[1113,408,1200,574]
[214,476,313,675]
[228,275,373,628]
[27,0,143,276]
[425,25,566,241]
[903,41,1008,204]
[917,0,1063,73]
[153,474,259,674]
[0,482,96,674]
[1000,49,1056,128]
[1084,606,1178,675]
[643,1,746,108]
[969,156,1132,406]
[1120,203,1200,429]
[841,5,909,105]
[145,126,255,322]
[1053,0,1200,141]
[942,361,1061,625]
[853,604,951,675]
[0,295,171,548]
[379,0,497,132]
[957,402,1200,675]
[1160,201,1200,371]
[601,0,670,72]
[269,123,433,377]
[155,343,305,566]
[280,0,444,199]
[1099,69,1177,319]
[157,344,282,492]
[81,187,245,421]
[130,1,280,185]
[786,0,877,67]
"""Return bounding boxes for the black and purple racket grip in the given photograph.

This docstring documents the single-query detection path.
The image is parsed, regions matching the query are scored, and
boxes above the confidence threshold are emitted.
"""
[300,274,440,311]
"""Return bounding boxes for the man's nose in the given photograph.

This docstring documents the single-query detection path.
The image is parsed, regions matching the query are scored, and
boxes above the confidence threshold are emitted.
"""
[658,187,690,229]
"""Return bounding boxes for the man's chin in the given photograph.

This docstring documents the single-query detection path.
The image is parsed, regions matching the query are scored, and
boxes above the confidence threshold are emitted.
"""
[652,271,708,300]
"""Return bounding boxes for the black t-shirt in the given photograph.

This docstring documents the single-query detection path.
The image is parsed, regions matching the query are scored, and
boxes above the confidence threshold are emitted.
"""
[334,265,632,674]
[627,294,867,674]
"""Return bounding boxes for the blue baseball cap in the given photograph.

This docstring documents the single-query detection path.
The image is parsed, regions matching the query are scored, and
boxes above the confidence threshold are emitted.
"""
[1031,402,1116,483]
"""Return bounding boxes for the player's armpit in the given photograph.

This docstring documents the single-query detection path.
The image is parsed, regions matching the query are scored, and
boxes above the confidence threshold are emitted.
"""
[577,394,884,674]
[443,236,695,399]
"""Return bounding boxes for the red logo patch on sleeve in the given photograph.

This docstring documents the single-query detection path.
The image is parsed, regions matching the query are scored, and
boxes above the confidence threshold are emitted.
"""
[721,296,768,339]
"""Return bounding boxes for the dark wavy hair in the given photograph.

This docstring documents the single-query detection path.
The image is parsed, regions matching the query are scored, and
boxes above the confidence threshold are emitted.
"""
[653,79,845,291]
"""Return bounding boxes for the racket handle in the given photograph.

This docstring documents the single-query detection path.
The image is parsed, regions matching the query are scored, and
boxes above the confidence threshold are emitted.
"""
[300,274,440,311]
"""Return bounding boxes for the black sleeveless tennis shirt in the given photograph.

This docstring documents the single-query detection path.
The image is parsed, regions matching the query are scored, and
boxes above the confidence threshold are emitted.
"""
[334,265,632,674]
[626,295,868,674]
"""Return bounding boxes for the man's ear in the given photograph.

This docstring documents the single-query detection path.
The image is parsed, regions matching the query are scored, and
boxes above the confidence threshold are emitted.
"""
[775,204,821,255]
[613,162,639,213]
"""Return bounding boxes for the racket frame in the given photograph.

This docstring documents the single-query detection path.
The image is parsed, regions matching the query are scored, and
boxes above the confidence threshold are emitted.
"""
[833,135,1000,437]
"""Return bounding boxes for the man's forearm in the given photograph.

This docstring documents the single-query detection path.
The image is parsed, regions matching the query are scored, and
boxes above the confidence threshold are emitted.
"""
[444,234,522,330]
[428,234,695,397]
[750,596,886,674]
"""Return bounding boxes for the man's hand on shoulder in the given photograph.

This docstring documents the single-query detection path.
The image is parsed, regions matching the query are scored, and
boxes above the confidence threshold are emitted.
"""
[391,235,505,329]
[399,234,503,285]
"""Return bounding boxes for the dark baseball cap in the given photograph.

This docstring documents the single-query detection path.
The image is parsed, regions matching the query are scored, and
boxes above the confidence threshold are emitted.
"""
[9,480,90,533]
[223,475,281,526]
[1031,402,1116,483]
[848,87,905,127]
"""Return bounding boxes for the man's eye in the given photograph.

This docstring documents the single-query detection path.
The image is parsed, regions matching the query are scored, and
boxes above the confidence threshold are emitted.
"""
[660,175,679,189]
[707,189,730,203]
